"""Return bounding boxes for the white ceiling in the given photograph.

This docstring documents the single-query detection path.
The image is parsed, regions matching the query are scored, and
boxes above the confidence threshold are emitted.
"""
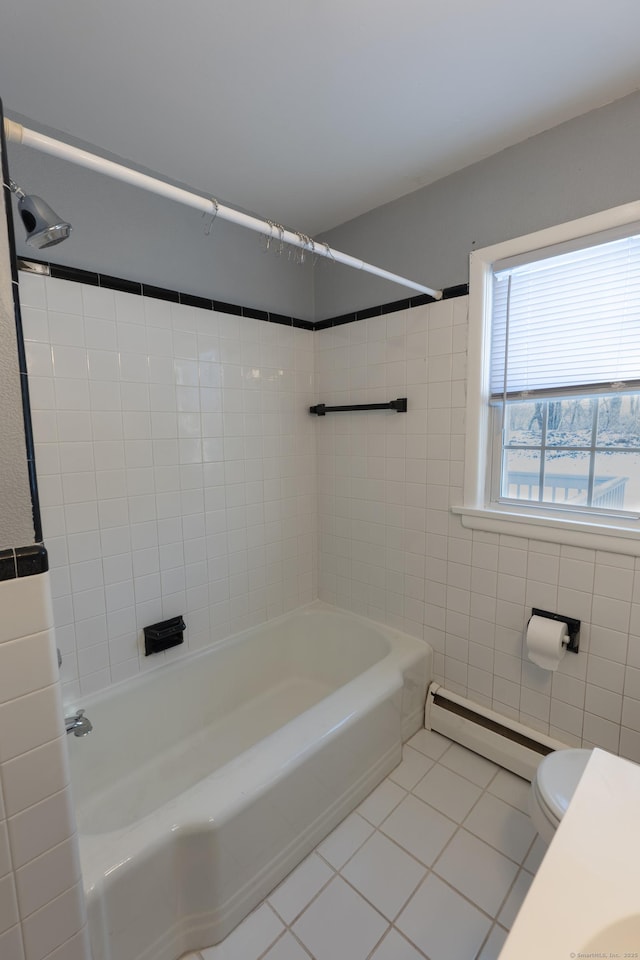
[2,0,640,235]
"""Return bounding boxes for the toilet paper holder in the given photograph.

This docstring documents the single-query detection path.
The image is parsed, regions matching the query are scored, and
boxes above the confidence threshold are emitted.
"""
[530,608,580,654]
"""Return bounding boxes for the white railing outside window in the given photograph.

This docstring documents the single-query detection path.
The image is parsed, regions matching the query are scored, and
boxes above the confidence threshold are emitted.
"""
[496,393,640,515]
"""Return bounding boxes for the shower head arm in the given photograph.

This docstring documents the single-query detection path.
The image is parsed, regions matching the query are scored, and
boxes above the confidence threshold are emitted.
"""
[8,179,25,200]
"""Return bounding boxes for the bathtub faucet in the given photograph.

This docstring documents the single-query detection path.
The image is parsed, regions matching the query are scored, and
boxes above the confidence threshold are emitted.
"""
[65,709,93,737]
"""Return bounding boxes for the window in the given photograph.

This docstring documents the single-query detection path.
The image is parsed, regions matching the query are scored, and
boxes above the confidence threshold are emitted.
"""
[457,201,640,553]
[499,395,640,513]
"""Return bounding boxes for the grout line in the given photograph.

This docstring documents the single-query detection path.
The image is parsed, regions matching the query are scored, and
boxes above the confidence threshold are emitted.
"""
[337,858,426,926]
[266,855,337,929]
[334,776,529,950]
[387,759,534,914]
[379,925,431,960]
[312,812,375,874]
[185,738,542,960]
[419,866,511,931]
[362,922,394,960]
[489,862,528,933]
[356,787,410,829]
[282,927,316,959]
[474,920,506,960]
[252,912,291,960]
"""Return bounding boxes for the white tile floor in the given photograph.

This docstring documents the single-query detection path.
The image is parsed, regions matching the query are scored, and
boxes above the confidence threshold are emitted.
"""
[179,732,548,960]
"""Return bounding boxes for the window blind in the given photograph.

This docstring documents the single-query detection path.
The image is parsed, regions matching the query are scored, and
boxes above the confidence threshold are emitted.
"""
[490,233,640,399]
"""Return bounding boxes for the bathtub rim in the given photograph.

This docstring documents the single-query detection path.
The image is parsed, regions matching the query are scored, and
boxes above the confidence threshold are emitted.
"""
[75,604,428,846]
[63,599,398,716]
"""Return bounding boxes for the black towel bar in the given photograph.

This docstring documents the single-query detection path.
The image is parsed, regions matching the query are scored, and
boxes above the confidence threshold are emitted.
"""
[310,398,407,416]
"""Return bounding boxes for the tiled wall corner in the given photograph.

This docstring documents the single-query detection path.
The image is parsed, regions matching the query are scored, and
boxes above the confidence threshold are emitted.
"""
[0,572,90,960]
[315,298,640,762]
[19,272,317,702]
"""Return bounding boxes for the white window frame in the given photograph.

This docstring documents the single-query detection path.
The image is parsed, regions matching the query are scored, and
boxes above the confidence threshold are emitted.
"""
[453,198,640,557]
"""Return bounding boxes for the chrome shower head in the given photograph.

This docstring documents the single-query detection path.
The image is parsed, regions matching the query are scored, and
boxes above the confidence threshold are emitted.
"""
[9,179,72,249]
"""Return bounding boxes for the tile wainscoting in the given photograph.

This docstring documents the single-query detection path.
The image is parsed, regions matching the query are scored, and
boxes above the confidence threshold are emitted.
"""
[315,297,640,761]
[19,271,317,701]
[0,572,90,960]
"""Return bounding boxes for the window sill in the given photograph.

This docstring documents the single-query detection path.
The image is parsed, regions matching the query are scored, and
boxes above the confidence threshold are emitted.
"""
[451,505,640,556]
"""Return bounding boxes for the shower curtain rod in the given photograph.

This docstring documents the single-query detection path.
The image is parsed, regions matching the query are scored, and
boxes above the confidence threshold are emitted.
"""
[4,119,442,300]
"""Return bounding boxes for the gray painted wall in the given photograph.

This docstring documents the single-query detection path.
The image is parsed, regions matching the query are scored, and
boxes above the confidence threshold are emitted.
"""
[315,89,640,319]
[6,127,315,322]
[7,90,640,324]
[0,179,36,548]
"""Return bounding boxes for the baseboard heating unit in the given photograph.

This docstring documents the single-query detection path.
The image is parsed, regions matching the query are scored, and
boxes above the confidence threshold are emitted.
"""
[424,682,569,782]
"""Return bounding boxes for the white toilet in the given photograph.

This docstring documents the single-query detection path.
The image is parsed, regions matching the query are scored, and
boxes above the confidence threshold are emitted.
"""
[529,748,592,843]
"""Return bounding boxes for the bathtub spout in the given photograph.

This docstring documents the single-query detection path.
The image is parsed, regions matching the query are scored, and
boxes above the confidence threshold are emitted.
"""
[65,709,93,737]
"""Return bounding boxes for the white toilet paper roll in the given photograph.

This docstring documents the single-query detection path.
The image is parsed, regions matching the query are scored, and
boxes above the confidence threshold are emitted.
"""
[526,615,568,671]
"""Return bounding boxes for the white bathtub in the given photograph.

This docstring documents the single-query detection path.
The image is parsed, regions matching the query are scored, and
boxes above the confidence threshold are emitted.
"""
[67,602,431,960]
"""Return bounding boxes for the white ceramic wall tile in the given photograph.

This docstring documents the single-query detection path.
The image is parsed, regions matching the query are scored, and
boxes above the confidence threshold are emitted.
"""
[15,837,81,919]
[0,873,20,935]
[0,631,58,705]
[11,283,640,960]
[0,685,64,763]
[7,785,77,872]
[20,882,85,960]
[583,711,621,752]
[1,738,70,818]
[0,571,87,959]
[43,925,92,960]
[0,576,54,645]
[316,298,640,754]
[23,277,317,703]
[0,822,12,880]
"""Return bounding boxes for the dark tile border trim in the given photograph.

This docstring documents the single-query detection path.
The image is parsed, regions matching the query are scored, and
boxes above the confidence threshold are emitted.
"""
[442,283,469,300]
[99,273,142,295]
[19,258,315,331]
[16,544,49,577]
[50,263,99,286]
[0,550,17,581]
[0,545,49,581]
[1,98,43,545]
[18,258,467,334]
[314,284,468,330]
[142,283,179,303]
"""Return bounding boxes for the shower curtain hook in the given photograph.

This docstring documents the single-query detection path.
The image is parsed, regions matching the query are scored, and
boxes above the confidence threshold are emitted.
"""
[202,198,219,236]
[262,219,284,254]
[321,241,335,264]
[296,231,312,264]
[263,220,274,251]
